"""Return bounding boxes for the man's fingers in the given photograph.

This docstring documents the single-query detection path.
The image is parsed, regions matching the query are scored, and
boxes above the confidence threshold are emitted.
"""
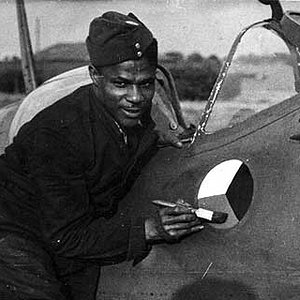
[191,224,204,232]
[157,132,183,148]
[163,219,203,231]
[159,206,194,216]
[155,204,205,242]
[161,213,199,225]
[173,141,183,148]
[165,224,204,239]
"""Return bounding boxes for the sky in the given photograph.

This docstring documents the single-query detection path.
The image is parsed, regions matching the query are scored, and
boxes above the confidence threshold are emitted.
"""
[0,0,300,59]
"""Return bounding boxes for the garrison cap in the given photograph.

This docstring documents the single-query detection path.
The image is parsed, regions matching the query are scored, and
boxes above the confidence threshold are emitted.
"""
[86,11,157,67]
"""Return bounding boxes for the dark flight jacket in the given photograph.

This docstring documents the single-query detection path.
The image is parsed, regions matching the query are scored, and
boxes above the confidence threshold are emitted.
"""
[0,84,158,267]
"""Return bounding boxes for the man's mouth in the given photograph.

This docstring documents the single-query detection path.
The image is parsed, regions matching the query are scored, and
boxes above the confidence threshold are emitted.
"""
[121,107,143,118]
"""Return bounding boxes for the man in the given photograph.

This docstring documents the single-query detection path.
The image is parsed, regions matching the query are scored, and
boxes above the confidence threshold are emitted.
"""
[0,12,203,299]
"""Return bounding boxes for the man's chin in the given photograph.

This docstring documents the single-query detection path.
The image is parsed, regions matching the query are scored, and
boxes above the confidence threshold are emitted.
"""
[122,118,141,128]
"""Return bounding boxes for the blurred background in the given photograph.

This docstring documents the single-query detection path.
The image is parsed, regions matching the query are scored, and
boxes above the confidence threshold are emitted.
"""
[0,0,299,109]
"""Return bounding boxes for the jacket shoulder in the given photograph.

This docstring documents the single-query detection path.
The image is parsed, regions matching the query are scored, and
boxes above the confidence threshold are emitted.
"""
[36,85,93,128]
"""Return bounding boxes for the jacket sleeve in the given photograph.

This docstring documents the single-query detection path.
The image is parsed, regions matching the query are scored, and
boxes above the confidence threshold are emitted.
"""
[27,123,150,265]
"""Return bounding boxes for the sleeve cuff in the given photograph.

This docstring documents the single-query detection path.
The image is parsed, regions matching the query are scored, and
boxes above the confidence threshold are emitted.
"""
[127,215,152,266]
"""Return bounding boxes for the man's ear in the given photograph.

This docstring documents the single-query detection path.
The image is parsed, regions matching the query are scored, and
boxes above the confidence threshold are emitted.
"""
[89,65,102,87]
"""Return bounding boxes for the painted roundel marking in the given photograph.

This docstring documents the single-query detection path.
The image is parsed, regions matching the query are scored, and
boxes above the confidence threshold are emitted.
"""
[197,159,253,229]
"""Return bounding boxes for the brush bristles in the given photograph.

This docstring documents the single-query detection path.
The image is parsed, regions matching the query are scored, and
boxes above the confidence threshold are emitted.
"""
[211,211,228,224]
[195,208,228,224]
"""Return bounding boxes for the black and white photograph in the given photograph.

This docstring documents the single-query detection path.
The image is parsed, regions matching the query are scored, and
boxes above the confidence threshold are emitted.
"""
[0,0,300,299]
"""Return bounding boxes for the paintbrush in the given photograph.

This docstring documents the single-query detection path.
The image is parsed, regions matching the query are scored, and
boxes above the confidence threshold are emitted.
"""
[152,199,228,224]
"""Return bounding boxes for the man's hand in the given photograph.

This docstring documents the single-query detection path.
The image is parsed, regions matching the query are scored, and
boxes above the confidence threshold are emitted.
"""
[157,131,183,148]
[156,124,196,148]
[145,205,204,243]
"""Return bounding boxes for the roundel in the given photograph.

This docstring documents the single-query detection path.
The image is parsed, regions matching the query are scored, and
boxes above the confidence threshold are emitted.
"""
[197,159,253,229]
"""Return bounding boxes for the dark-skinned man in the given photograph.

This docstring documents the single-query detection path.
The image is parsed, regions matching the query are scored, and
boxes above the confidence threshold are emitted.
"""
[0,12,203,300]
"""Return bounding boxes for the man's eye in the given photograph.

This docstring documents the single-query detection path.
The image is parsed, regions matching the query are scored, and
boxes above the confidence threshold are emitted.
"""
[140,81,154,88]
[114,82,126,88]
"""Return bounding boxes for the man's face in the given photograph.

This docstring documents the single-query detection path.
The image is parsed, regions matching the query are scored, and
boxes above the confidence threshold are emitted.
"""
[93,58,156,129]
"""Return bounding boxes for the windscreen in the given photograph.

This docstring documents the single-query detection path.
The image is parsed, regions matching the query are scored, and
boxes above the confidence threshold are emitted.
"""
[205,26,298,132]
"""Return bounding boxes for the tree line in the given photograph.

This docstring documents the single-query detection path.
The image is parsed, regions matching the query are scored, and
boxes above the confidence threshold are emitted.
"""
[0,51,223,101]
[160,52,221,101]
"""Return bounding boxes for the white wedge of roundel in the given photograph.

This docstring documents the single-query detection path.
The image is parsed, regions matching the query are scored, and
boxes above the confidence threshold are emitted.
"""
[198,159,253,229]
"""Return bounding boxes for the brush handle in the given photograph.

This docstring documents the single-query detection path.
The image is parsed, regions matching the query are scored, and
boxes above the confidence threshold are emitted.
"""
[152,200,178,208]
[152,199,228,223]
[152,200,211,219]
[152,199,194,210]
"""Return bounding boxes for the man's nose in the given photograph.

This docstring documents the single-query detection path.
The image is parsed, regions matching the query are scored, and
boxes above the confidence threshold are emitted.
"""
[127,85,143,103]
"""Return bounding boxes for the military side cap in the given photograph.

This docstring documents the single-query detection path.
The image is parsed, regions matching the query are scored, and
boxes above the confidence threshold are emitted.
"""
[86,11,156,67]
